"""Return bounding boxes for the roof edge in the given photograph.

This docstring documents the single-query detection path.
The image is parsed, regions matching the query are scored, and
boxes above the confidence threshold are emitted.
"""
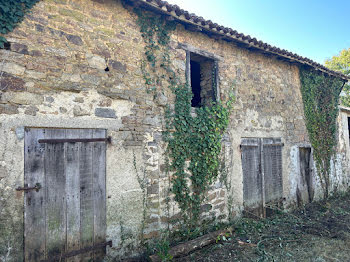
[131,0,349,81]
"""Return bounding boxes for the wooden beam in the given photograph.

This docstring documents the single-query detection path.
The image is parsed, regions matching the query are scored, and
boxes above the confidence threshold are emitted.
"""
[149,229,230,261]
[177,43,223,61]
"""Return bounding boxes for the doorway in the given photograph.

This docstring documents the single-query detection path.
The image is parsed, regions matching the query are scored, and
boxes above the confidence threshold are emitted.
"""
[24,128,107,261]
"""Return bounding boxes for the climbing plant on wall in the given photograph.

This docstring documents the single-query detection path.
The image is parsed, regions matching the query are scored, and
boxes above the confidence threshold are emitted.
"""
[0,0,40,48]
[135,9,234,229]
[299,66,345,199]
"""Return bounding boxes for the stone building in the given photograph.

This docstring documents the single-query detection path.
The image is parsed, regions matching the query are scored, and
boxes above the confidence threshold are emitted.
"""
[0,0,349,261]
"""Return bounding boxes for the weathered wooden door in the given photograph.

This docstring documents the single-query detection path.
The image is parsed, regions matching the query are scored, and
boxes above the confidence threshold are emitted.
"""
[241,138,283,217]
[24,128,107,262]
[241,138,263,216]
[298,147,314,204]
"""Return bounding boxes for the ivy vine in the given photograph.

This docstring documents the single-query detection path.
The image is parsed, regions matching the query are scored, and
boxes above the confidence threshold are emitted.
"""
[135,9,234,229]
[299,66,345,199]
[0,0,40,48]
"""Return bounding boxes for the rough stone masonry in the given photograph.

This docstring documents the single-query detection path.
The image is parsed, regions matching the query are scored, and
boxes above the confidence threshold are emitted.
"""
[0,0,349,261]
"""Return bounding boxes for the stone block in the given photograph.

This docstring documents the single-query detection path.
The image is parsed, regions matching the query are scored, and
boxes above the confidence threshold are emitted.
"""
[29,50,42,57]
[98,98,112,107]
[81,74,101,85]
[62,73,82,83]
[74,97,84,103]
[73,105,89,116]
[58,8,85,22]
[24,106,39,116]
[0,166,7,179]
[45,47,67,57]
[15,127,25,140]
[200,204,212,213]
[10,43,29,55]
[2,62,25,76]
[214,203,225,212]
[98,90,129,100]
[3,92,43,105]
[208,192,217,202]
[95,108,116,118]
[65,34,83,46]
[87,54,106,70]
[0,104,19,114]
[219,190,225,198]
[155,92,167,106]
[108,60,126,72]
[147,183,159,194]
[45,96,54,103]
[286,122,295,130]
[25,70,46,80]
[0,72,25,91]
[35,24,45,32]
[59,107,67,113]
[54,82,87,92]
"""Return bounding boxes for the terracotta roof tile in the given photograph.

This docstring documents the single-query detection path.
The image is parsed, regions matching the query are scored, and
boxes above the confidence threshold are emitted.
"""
[134,0,349,80]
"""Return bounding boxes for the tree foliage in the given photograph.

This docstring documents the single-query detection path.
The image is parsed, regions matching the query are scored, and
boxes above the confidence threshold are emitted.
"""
[325,48,350,107]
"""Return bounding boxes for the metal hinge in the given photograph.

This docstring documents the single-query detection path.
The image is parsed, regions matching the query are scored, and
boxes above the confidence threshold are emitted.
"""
[16,183,41,193]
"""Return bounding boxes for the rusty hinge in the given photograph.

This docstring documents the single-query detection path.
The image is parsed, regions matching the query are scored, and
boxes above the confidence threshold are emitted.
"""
[16,183,41,193]
[40,241,112,262]
[38,137,112,144]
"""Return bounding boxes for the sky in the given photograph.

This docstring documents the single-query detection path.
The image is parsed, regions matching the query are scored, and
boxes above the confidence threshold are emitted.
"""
[166,0,350,64]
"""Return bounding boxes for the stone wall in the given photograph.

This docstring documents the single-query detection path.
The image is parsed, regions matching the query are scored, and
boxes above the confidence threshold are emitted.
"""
[0,0,349,260]
[200,59,215,106]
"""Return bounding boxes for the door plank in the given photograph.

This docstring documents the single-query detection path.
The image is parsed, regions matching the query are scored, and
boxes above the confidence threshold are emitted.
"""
[241,138,263,216]
[79,129,94,262]
[92,129,107,261]
[24,128,46,262]
[66,129,81,262]
[25,128,107,261]
[263,138,283,204]
[45,129,67,261]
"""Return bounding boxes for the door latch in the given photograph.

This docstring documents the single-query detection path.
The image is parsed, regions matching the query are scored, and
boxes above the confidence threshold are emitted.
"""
[16,183,41,193]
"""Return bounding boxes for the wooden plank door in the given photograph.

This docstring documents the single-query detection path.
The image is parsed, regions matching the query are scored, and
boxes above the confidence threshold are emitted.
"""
[262,138,283,204]
[24,128,107,262]
[241,138,263,217]
[299,147,314,204]
[241,138,283,217]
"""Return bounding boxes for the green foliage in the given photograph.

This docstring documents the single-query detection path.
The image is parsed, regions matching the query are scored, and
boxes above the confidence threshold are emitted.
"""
[164,87,234,226]
[135,9,234,230]
[154,236,173,261]
[299,66,345,198]
[135,8,176,93]
[325,48,350,106]
[0,0,40,48]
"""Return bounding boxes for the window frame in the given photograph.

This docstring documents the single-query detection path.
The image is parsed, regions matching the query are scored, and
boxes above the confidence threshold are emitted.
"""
[180,43,221,105]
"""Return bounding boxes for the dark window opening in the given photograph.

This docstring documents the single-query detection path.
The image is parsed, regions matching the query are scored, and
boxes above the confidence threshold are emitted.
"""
[348,117,350,140]
[189,53,217,107]
[1,41,11,50]
[190,60,201,107]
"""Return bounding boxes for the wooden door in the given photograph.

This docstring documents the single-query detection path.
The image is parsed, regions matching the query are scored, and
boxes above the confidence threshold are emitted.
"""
[299,147,314,204]
[262,138,283,204]
[241,138,283,217]
[24,128,107,262]
[241,138,263,216]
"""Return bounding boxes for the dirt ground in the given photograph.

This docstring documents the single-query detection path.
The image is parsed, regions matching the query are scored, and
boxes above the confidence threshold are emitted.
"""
[175,192,350,262]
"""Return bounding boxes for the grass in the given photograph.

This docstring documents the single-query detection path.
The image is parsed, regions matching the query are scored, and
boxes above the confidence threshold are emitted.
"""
[176,190,350,262]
